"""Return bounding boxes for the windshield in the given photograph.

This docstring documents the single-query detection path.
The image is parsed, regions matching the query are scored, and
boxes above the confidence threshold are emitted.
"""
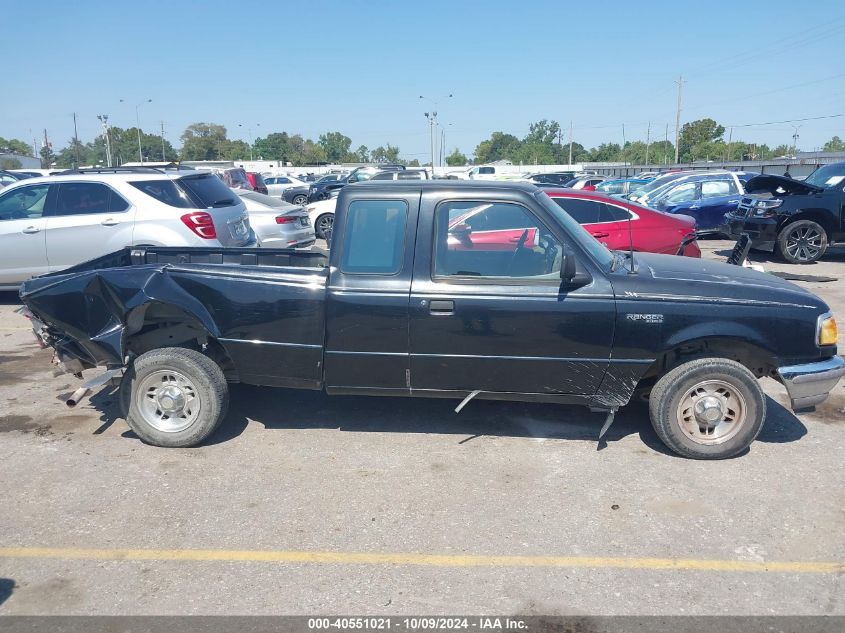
[534,190,614,270]
[804,163,845,189]
[630,172,685,198]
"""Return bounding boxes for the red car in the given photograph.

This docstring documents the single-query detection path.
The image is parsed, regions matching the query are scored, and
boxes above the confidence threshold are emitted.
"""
[246,172,268,195]
[545,189,701,257]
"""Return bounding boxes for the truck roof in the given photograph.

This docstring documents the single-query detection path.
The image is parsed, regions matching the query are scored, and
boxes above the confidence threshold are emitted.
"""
[350,180,539,193]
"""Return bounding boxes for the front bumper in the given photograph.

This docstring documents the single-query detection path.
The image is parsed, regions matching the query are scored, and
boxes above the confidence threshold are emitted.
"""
[724,214,778,251]
[777,356,845,410]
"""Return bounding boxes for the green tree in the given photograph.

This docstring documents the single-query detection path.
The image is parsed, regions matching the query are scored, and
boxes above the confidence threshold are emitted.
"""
[445,148,468,166]
[219,139,252,161]
[524,119,561,146]
[318,132,352,163]
[180,122,228,161]
[514,142,555,165]
[679,118,725,162]
[56,138,92,168]
[254,132,291,161]
[302,139,328,165]
[823,136,845,152]
[771,144,792,157]
[353,145,370,162]
[370,144,400,163]
[589,143,622,162]
[555,141,590,163]
[474,132,520,163]
[0,158,22,169]
[0,137,33,156]
[39,142,57,168]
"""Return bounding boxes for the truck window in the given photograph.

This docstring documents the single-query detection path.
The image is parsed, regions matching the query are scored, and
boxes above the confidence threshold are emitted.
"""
[434,201,562,279]
[340,199,408,274]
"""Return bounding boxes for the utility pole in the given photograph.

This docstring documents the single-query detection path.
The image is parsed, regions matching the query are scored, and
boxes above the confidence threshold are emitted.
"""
[725,126,733,162]
[97,115,112,167]
[160,121,168,161]
[424,112,437,173]
[645,121,651,166]
[72,112,80,168]
[568,120,573,166]
[664,123,669,164]
[42,129,50,167]
[621,123,627,167]
[791,125,801,157]
[674,75,684,164]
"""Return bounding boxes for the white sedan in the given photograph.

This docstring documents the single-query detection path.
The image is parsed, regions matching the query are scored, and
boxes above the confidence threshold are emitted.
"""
[305,198,337,239]
[263,175,308,198]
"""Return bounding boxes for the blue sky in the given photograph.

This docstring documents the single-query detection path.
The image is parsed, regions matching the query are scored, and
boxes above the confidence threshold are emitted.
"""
[2,0,845,159]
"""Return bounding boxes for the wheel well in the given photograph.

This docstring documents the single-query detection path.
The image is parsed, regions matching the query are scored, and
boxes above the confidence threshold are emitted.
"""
[123,303,237,379]
[640,337,778,387]
[780,211,837,238]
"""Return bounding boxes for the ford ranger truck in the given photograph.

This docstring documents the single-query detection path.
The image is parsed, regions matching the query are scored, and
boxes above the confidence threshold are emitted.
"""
[19,181,844,459]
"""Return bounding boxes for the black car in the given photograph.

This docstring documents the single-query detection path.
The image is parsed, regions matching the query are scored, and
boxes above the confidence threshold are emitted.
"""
[308,174,350,201]
[726,163,845,264]
[526,172,577,186]
[20,181,843,459]
[282,185,310,206]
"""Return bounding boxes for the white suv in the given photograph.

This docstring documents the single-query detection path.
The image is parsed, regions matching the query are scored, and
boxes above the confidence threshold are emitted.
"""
[0,167,254,290]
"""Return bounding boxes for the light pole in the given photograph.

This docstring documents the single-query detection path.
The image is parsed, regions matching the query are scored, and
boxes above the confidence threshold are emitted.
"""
[96,114,112,167]
[420,94,452,173]
[238,123,260,161]
[120,98,152,162]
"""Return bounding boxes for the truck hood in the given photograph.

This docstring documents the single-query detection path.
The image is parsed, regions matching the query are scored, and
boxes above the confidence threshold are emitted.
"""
[620,252,826,310]
[744,174,823,195]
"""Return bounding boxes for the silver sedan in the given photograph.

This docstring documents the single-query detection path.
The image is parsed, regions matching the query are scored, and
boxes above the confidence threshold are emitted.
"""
[235,190,315,248]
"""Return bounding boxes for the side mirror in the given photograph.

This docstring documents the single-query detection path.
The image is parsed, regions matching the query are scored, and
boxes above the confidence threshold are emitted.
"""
[561,245,577,282]
[347,175,357,183]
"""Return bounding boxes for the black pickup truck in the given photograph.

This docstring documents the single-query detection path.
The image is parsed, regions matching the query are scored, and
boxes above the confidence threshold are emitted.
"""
[19,181,844,459]
[725,162,845,264]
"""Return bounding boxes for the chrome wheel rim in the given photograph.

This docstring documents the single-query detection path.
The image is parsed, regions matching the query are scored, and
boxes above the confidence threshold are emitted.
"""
[316,214,333,235]
[676,379,746,445]
[293,195,307,205]
[785,226,823,261]
[136,370,200,433]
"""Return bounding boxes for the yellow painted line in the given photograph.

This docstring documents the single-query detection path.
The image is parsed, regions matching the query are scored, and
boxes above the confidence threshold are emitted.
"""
[0,547,841,574]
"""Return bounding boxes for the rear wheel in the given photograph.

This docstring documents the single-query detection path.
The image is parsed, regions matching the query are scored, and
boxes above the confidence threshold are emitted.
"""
[120,347,228,448]
[776,220,828,264]
[292,194,308,206]
[315,213,334,238]
[648,358,765,459]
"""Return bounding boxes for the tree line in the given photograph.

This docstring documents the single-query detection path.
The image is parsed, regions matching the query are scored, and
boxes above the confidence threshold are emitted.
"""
[3,120,844,170]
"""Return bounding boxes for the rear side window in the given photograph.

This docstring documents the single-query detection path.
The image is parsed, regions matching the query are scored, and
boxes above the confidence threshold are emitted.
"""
[370,172,395,180]
[251,174,266,188]
[54,182,129,216]
[701,179,736,198]
[177,174,238,208]
[130,180,194,208]
[397,171,423,180]
[478,167,494,174]
[552,197,602,224]
[340,199,408,274]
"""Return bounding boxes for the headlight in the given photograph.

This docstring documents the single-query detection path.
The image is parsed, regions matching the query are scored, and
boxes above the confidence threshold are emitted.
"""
[818,313,838,346]
[752,199,782,217]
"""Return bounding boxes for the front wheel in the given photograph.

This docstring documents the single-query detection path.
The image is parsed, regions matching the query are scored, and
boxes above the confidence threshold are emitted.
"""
[776,220,828,264]
[315,213,334,238]
[292,194,308,206]
[120,347,229,448]
[648,358,765,459]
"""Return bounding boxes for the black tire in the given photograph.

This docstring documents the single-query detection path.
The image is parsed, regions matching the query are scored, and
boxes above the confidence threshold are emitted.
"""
[776,219,828,264]
[315,213,334,238]
[120,347,229,448]
[648,358,765,459]
[292,194,307,206]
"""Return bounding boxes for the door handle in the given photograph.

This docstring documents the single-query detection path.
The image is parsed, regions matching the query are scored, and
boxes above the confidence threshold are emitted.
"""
[591,231,610,238]
[429,299,455,315]
[101,218,119,226]
[22,226,41,234]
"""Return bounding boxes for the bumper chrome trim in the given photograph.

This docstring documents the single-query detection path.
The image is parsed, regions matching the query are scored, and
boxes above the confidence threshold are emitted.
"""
[777,356,845,410]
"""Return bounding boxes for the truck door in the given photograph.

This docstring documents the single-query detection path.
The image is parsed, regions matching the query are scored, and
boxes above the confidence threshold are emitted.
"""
[408,192,615,396]
[323,192,419,394]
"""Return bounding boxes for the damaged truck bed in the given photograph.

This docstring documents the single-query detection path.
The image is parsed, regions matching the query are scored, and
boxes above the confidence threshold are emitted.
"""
[19,181,844,459]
